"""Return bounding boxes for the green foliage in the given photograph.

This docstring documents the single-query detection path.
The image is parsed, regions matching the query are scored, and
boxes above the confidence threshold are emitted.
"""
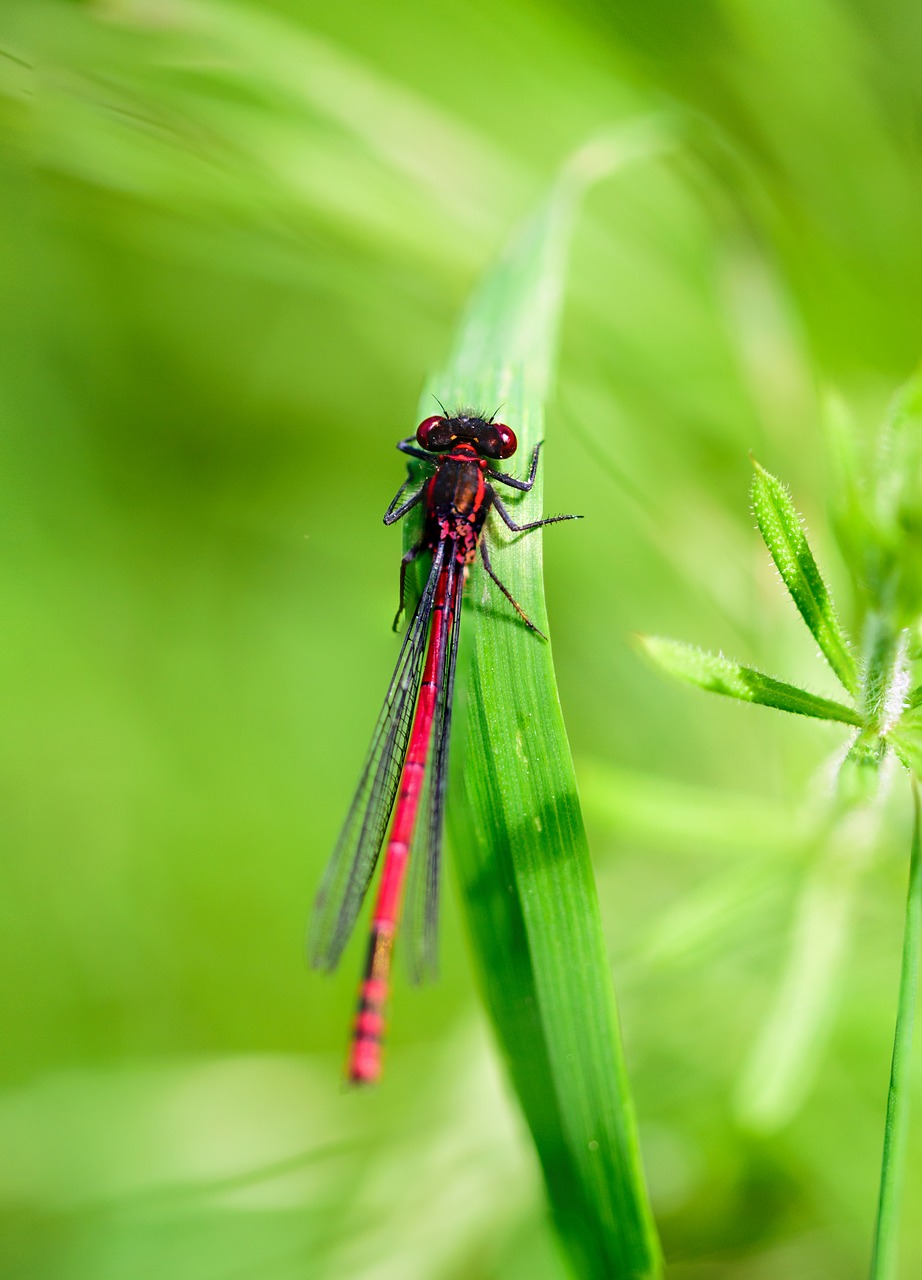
[639,636,862,725]
[646,439,922,1274]
[440,129,665,1280]
[645,452,922,799]
[750,458,858,696]
[6,0,922,1277]
[830,378,922,629]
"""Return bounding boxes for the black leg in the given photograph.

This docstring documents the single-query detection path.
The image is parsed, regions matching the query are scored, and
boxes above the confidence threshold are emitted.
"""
[383,478,425,525]
[479,540,546,639]
[394,540,424,631]
[397,437,436,464]
[488,442,543,492]
[491,492,582,534]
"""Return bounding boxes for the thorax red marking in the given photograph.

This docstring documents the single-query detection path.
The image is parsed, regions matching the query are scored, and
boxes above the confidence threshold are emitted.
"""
[425,445,491,565]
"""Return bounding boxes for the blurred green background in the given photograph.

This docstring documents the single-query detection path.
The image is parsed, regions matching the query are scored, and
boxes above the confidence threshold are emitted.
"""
[3,1,922,1276]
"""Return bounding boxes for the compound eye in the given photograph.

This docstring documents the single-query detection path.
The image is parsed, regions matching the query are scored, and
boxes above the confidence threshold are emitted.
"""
[416,415,448,450]
[494,422,517,459]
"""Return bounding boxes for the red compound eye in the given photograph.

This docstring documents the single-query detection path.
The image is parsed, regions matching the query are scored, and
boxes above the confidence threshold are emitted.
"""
[416,415,448,450]
[493,422,517,459]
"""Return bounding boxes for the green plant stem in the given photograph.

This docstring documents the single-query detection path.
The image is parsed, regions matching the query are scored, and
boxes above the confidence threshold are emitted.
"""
[870,775,922,1280]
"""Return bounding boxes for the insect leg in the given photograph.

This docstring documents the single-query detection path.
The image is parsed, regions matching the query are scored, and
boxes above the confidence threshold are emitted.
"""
[488,442,543,492]
[479,540,546,639]
[383,478,425,525]
[396,437,436,464]
[394,540,425,631]
[491,492,582,534]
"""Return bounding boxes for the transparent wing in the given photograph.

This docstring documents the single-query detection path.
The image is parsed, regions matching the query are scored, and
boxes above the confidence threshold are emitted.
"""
[402,556,464,984]
[309,541,446,971]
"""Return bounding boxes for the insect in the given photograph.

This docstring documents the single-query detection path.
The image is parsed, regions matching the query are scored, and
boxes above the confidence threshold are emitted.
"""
[310,408,580,1083]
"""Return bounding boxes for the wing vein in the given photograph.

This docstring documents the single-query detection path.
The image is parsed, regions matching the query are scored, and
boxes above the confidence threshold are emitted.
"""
[309,540,447,970]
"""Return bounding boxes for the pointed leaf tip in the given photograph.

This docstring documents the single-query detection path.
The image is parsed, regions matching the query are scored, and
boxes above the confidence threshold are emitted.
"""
[641,636,862,725]
[750,463,858,698]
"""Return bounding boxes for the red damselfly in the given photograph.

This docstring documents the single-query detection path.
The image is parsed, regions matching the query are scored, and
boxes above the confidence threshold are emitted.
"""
[310,409,580,1083]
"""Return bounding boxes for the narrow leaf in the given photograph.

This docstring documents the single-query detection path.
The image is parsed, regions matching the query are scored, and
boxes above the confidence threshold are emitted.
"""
[891,708,922,777]
[640,636,862,725]
[838,731,887,807]
[751,458,859,696]
[437,124,669,1280]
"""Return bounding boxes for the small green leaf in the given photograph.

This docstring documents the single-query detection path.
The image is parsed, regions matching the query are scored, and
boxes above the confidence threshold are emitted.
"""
[640,636,862,725]
[751,458,859,697]
[838,732,887,807]
[889,709,922,776]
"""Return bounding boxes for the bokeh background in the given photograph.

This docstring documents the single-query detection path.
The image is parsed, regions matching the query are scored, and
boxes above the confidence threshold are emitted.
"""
[3,1,922,1276]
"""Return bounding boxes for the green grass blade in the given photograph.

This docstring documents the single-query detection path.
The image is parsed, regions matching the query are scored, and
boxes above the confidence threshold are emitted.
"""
[437,124,669,1280]
[751,458,859,697]
[870,776,922,1280]
[640,636,862,725]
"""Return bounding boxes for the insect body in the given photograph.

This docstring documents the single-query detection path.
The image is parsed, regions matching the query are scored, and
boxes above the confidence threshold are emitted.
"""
[310,410,580,1082]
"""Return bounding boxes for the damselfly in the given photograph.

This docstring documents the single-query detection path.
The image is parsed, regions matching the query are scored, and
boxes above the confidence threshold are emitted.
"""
[310,410,580,1083]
